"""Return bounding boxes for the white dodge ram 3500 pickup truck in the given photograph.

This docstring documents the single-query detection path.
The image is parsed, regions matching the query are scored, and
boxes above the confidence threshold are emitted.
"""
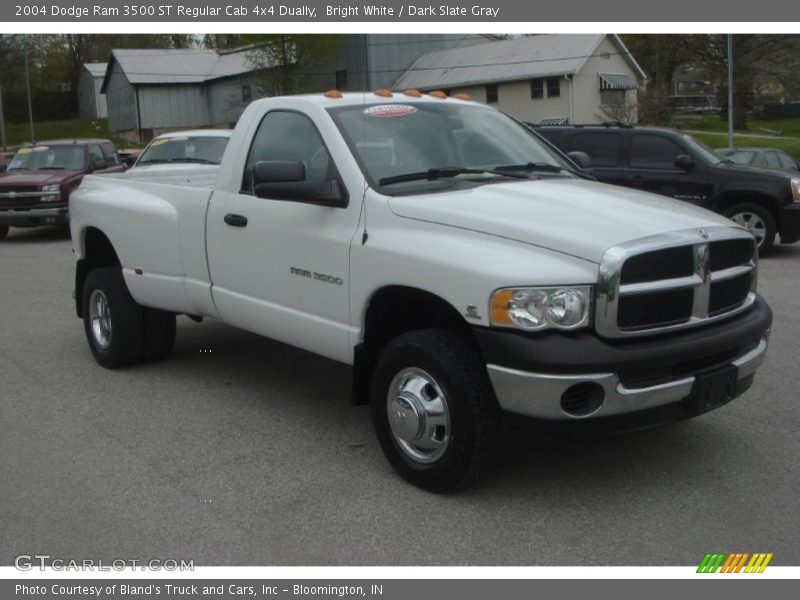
[71,92,772,491]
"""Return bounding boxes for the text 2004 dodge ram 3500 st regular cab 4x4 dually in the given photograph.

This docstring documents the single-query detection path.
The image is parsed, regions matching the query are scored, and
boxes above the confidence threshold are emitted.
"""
[70,92,772,491]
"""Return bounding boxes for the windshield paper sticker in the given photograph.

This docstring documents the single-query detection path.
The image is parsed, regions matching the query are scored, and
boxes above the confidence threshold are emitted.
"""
[364,105,417,117]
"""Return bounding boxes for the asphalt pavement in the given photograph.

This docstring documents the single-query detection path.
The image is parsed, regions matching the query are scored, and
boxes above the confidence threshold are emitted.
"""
[1,225,798,566]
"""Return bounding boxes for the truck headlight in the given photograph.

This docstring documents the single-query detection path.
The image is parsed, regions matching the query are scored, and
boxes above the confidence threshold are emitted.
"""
[791,178,800,203]
[490,286,592,331]
[41,184,61,202]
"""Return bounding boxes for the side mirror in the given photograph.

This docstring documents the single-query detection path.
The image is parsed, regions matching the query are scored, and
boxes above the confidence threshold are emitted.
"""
[675,154,695,171]
[253,160,347,208]
[90,158,108,171]
[567,151,592,170]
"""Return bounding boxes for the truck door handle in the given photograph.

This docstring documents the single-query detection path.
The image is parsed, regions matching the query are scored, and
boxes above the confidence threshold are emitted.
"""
[224,213,248,227]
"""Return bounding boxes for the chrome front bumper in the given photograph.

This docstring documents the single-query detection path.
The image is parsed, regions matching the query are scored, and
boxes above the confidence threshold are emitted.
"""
[486,336,769,420]
[0,205,68,226]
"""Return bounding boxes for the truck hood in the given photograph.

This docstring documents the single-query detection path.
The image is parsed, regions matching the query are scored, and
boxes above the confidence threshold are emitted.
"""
[387,178,735,263]
[0,170,81,187]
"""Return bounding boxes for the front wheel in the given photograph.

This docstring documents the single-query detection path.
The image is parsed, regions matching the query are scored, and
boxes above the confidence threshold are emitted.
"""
[724,203,776,252]
[370,329,501,492]
[82,268,144,368]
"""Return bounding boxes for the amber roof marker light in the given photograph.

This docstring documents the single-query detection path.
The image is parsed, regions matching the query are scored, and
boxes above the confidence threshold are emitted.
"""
[403,89,422,98]
[429,91,448,99]
[453,93,473,101]
[323,90,343,99]
[374,89,393,97]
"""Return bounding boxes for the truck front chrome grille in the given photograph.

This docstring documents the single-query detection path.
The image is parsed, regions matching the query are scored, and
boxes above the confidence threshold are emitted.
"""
[596,227,757,338]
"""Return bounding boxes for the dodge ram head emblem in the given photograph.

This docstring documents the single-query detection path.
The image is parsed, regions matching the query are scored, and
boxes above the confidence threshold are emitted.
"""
[699,228,709,240]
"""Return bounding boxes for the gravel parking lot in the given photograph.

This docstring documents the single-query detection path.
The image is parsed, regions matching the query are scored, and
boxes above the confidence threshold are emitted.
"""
[1,226,798,566]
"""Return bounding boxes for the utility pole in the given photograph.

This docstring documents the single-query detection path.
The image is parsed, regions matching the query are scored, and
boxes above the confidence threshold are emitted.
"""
[727,34,734,148]
[24,45,35,143]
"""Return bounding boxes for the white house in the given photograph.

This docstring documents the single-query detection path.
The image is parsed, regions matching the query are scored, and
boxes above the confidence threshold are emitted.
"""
[394,34,647,124]
[77,63,108,119]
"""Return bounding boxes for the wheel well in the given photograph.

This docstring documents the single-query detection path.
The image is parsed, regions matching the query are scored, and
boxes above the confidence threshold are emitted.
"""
[75,227,121,318]
[714,192,779,223]
[351,286,476,404]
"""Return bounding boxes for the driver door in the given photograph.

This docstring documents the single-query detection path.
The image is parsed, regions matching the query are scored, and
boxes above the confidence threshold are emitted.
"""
[207,110,361,363]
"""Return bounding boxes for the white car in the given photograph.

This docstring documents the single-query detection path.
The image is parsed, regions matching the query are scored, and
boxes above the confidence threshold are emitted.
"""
[125,129,232,186]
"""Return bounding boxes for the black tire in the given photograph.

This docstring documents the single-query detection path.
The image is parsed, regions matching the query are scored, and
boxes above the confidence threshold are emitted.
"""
[141,308,176,362]
[0,225,8,240]
[370,329,502,492]
[723,203,776,252]
[82,267,144,368]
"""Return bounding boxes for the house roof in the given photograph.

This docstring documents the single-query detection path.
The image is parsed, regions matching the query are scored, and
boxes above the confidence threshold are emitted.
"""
[84,63,108,78]
[393,34,647,90]
[101,47,254,92]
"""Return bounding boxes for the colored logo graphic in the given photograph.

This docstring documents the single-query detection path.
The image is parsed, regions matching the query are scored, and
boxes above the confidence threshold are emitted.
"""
[697,553,773,573]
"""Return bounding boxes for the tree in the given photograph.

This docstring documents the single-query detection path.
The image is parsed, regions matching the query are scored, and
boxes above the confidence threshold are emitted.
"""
[683,35,800,129]
[203,34,243,50]
[0,34,197,124]
[621,35,694,95]
[245,35,343,97]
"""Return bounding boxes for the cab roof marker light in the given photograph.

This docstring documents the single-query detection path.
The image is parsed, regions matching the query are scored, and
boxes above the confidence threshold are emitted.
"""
[323,90,343,99]
[453,93,472,101]
[428,91,447,99]
[374,89,393,97]
[403,89,422,98]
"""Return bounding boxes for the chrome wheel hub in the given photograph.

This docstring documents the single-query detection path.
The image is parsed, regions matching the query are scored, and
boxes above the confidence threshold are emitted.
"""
[730,212,766,244]
[89,289,112,349]
[387,367,450,464]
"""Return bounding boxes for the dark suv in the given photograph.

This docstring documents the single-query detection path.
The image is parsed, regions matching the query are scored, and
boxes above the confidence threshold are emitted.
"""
[535,125,800,251]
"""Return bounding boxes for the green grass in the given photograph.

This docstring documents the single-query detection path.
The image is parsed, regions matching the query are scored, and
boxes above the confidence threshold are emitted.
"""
[674,114,800,137]
[3,118,111,148]
[690,132,800,158]
[673,115,800,158]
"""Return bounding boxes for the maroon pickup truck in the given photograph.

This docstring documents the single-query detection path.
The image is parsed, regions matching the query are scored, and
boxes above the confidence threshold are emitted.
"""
[0,139,125,239]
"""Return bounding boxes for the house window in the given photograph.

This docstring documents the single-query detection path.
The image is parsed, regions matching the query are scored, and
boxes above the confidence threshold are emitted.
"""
[546,77,560,98]
[242,85,252,102]
[530,79,544,100]
[485,84,498,104]
[335,70,348,90]
[600,90,626,106]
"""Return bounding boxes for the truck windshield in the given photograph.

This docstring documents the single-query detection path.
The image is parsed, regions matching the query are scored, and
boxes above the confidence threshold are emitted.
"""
[7,145,86,171]
[328,102,576,190]
[136,135,230,166]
